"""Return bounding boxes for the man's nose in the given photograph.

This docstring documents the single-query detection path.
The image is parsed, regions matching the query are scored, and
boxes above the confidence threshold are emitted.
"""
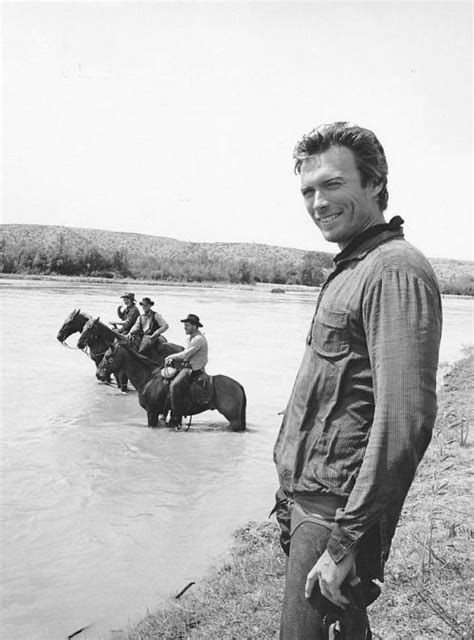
[313,190,329,215]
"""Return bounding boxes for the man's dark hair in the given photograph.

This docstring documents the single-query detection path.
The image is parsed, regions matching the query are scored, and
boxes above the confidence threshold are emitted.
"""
[293,122,389,211]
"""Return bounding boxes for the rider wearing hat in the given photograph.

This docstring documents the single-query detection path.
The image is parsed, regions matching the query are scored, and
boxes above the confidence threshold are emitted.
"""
[166,314,208,427]
[128,297,169,355]
[111,292,140,335]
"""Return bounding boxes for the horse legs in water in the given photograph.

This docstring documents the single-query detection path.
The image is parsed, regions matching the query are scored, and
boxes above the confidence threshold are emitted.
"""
[146,407,168,428]
[212,375,247,431]
[118,371,129,392]
[147,408,159,427]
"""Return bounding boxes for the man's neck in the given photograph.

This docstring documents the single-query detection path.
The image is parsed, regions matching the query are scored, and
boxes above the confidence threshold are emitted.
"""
[337,214,386,252]
[335,215,404,263]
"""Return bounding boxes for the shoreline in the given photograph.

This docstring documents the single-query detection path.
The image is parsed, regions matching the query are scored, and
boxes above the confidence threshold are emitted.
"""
[0,272,320,293]
[0,272,473,298]
[112,351,473,640]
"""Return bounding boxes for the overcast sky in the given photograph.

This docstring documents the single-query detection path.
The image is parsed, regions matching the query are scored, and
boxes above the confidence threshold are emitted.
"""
[2,1,472,259]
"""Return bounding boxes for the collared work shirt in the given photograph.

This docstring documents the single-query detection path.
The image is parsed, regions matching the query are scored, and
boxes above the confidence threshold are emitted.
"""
[273,228,442,578]
[174,332,208,371]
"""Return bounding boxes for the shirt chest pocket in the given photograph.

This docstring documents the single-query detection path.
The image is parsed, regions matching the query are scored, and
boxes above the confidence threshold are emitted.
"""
[310,308,350,358]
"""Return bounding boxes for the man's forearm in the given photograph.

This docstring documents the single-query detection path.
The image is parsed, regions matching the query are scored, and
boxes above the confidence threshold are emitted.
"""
[151,323,169,338]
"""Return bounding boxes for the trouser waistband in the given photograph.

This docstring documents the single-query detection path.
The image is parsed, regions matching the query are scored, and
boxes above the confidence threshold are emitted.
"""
[293,493,348,525]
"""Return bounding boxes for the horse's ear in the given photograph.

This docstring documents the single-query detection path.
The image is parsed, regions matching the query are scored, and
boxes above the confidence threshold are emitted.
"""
[92,317,100,325]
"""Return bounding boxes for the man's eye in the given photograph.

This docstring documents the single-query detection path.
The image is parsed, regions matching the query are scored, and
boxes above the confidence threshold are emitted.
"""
[302,190,314,198]
[326,182,342,189]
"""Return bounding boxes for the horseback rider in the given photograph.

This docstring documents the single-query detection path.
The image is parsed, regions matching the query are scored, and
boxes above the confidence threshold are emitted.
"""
[111,292,140,335]
[128,297,169,356]
[165,314,208,427]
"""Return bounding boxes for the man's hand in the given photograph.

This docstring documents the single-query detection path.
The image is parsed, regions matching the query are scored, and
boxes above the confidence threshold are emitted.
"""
[305,549,356,608]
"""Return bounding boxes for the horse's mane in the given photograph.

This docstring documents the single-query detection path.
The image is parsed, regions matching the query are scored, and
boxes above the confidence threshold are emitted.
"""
[83,317,125,342]
[115,341,161,369]
[64,308,91,323]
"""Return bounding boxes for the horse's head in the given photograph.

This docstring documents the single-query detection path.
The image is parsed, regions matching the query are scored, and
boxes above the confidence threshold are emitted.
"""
[57,309,85,343]
[96,342,124,381]
[77,317,100,351]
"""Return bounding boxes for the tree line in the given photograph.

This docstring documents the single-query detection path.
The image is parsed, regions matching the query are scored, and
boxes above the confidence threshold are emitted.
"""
[2,225,472,294]
[0,233,333,286]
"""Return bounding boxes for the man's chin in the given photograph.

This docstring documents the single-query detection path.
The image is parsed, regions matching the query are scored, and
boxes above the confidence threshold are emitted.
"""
[319,228,342,244]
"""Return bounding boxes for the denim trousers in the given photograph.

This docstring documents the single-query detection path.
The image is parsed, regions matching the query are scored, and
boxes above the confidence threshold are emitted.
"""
[279,499,372,640]
[280,500,334,639]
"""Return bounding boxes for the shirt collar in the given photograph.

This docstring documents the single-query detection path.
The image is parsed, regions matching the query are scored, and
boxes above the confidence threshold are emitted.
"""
[334,216,405,265]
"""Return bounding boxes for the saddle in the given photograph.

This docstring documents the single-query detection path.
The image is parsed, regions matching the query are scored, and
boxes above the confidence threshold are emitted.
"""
[189,371,213,408]
[160,363,214,409]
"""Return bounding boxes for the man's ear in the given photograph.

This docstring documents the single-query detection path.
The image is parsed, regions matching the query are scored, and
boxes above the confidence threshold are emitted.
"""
[371,182,383,198]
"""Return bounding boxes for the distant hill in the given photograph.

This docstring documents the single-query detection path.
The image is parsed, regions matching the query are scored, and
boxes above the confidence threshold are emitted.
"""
[0,223,472,294]
[0,223,333,286]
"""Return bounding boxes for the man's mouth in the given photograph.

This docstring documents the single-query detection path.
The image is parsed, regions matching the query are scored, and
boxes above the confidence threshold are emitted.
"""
[317,211,343,224]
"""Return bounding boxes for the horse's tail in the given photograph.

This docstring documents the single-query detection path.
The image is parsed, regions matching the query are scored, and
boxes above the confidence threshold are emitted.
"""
[239,383,247,428]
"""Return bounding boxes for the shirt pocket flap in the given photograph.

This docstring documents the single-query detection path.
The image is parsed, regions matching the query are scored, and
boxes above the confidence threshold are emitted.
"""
[312,309,350,358]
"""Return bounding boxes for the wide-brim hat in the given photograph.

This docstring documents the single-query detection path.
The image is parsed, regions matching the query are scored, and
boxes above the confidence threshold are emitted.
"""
[139,297,155,306]
[180,313,203,327]
[121,292,135,301]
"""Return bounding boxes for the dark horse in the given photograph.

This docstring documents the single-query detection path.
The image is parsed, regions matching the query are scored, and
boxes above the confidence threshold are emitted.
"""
[97,342,246,431]
[78,317,183,376]
[57,308,90,344]
[56,308,125,387]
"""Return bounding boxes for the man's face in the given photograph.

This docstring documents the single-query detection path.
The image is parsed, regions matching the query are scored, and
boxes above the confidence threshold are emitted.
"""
[183,322,195,335]
[300,145,383,249]
[141,303,151,313]
[122,297,132,306]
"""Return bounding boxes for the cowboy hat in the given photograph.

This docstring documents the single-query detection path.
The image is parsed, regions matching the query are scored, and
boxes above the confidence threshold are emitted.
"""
[139,297,155,306]
[180,313,203,327]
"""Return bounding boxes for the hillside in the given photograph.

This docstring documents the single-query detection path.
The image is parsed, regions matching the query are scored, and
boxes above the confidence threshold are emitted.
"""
[0,224,332,286]
[0,223,472,293]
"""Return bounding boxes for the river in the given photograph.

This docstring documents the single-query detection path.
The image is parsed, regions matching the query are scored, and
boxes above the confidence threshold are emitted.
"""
[1,279,472,639]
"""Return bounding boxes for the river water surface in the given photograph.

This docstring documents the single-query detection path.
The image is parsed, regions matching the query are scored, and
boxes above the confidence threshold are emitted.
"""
[1,279,473,639]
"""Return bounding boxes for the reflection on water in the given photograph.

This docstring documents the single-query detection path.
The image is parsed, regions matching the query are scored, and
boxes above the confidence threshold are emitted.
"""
[0,279,472,639]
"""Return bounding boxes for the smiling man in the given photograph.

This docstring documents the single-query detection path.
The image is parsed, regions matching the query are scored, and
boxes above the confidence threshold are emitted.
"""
[273,122,442,639]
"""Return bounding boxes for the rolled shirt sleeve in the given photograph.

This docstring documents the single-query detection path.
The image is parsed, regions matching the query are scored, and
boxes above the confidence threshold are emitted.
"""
[152,312,167,332]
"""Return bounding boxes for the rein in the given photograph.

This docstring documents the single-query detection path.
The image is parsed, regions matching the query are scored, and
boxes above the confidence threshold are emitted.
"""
[89,348,109,359]
[59,340,77,350]
[78,344,109,362]
[79,346,117,387]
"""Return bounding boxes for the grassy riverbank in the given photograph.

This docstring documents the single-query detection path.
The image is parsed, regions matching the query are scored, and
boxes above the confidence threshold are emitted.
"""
[112,351,473,640]
[0,271,318,293]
